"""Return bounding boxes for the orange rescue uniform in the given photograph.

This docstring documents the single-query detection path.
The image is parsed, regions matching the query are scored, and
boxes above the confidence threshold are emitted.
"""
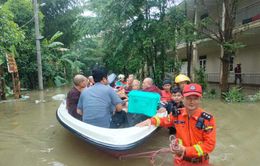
[151,107,216,165]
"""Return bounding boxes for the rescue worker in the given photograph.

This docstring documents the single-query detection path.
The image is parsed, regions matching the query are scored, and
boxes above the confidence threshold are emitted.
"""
[136,83,216,165]
[175,74,191,90]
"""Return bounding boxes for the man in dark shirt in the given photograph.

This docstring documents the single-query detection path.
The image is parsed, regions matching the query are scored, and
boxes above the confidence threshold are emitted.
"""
[66,74,88,120]
[234,63,242,84]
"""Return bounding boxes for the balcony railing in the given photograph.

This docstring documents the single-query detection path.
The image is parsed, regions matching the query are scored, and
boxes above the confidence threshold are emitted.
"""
[236,1,260,26]
[207,73,260,85]
[165,72,260,85]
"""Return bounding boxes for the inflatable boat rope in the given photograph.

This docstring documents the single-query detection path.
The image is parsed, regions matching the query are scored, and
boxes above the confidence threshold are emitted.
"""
[119,135,180,166]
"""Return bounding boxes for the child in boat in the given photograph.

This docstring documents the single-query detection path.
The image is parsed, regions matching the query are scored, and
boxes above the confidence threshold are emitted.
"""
[161,79,172,103]
[163,87,184,135]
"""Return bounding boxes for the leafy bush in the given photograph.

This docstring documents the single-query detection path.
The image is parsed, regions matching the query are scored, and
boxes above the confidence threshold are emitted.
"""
[247,91,260,102]
[206,88,217,99]
[54,76,67,87]
[222,87,245,102]
[195,68,207,90]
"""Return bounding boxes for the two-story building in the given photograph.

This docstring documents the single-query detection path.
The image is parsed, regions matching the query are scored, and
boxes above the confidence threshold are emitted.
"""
[176,0,260,86]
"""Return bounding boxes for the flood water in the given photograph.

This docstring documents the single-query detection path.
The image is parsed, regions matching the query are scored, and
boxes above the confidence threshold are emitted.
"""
[0,87,260,166]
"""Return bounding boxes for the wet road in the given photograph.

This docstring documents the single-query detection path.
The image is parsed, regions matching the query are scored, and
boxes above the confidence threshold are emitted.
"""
[0,87,260,166]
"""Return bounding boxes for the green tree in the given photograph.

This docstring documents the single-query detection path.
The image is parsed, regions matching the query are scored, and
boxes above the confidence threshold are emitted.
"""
[69,37,104,75]
[0,0,7,4]
[83,0,187,85]
[3,0,43,89]
[41,0,85,46]
[0,6,24,57]
[193,0,240,97]
[0,6,24,99]
[42,31,85,86]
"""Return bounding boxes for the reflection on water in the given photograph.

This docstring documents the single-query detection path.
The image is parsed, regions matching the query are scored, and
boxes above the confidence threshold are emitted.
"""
[0,87,260,166]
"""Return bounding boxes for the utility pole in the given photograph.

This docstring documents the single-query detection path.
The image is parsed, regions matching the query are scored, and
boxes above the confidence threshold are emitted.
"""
[33,0,43,90]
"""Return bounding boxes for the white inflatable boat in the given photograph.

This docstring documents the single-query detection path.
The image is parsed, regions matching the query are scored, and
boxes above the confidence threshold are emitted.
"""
[56,101,166,153]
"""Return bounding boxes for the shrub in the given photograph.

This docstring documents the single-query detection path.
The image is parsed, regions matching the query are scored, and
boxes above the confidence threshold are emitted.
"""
[203,88,218,99]
[195,68,207,90]
[247,91,260,102]
[222,87,245,102]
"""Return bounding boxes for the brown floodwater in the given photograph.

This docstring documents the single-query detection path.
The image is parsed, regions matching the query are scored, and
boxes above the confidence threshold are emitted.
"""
[0,87,260,166]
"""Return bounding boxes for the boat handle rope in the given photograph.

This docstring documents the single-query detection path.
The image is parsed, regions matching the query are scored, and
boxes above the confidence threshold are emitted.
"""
[119,135,180,166]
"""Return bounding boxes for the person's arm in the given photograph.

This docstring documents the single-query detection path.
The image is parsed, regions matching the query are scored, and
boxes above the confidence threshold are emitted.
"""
[157,102,167,113]
[77,108,83,115]
[136,114,175,127]
[109,87,123,112]
[77,93,84,115]
[115,103,123,112]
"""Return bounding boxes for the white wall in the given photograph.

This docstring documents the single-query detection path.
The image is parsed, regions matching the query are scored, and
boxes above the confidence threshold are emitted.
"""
[236,45,260,73]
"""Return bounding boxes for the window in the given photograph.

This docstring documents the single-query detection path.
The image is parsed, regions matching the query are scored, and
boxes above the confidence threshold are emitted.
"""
[199,55,207,71]
[200,13,209,20]
[229,56,234,71]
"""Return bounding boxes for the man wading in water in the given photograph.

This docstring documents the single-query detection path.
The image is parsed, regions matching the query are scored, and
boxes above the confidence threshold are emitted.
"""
[137,83,216,165]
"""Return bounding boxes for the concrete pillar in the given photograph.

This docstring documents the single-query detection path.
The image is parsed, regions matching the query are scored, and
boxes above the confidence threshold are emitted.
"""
[220,1,225,82]
[191,0,199,81]
[192,43,198,81]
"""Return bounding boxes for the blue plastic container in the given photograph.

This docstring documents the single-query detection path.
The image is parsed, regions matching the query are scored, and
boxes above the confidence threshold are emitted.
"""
[128,90,160,117]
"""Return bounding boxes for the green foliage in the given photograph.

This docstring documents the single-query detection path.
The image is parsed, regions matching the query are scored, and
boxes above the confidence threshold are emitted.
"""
[167,58,183,77]
[1,0,193,90]
[222,87,245,103]
[204,88,218,99]
[4,0,33,26]
[0,6,24,56]
[54,75,67,87]
[4,85,13,96]
[0,0,7,4]
[0,5,25,93]
[0,0,89,90]
[194,68,207,90]
[82,0,188,84]
[41,31,87,87]
[247,91,260,102]
[223,42,246,54]
[41,0,84,46]
[68,37,104,75]
[4,0,44,34]
[0,58,3,65]
[42,31,64,48]
[2,0,45,90]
